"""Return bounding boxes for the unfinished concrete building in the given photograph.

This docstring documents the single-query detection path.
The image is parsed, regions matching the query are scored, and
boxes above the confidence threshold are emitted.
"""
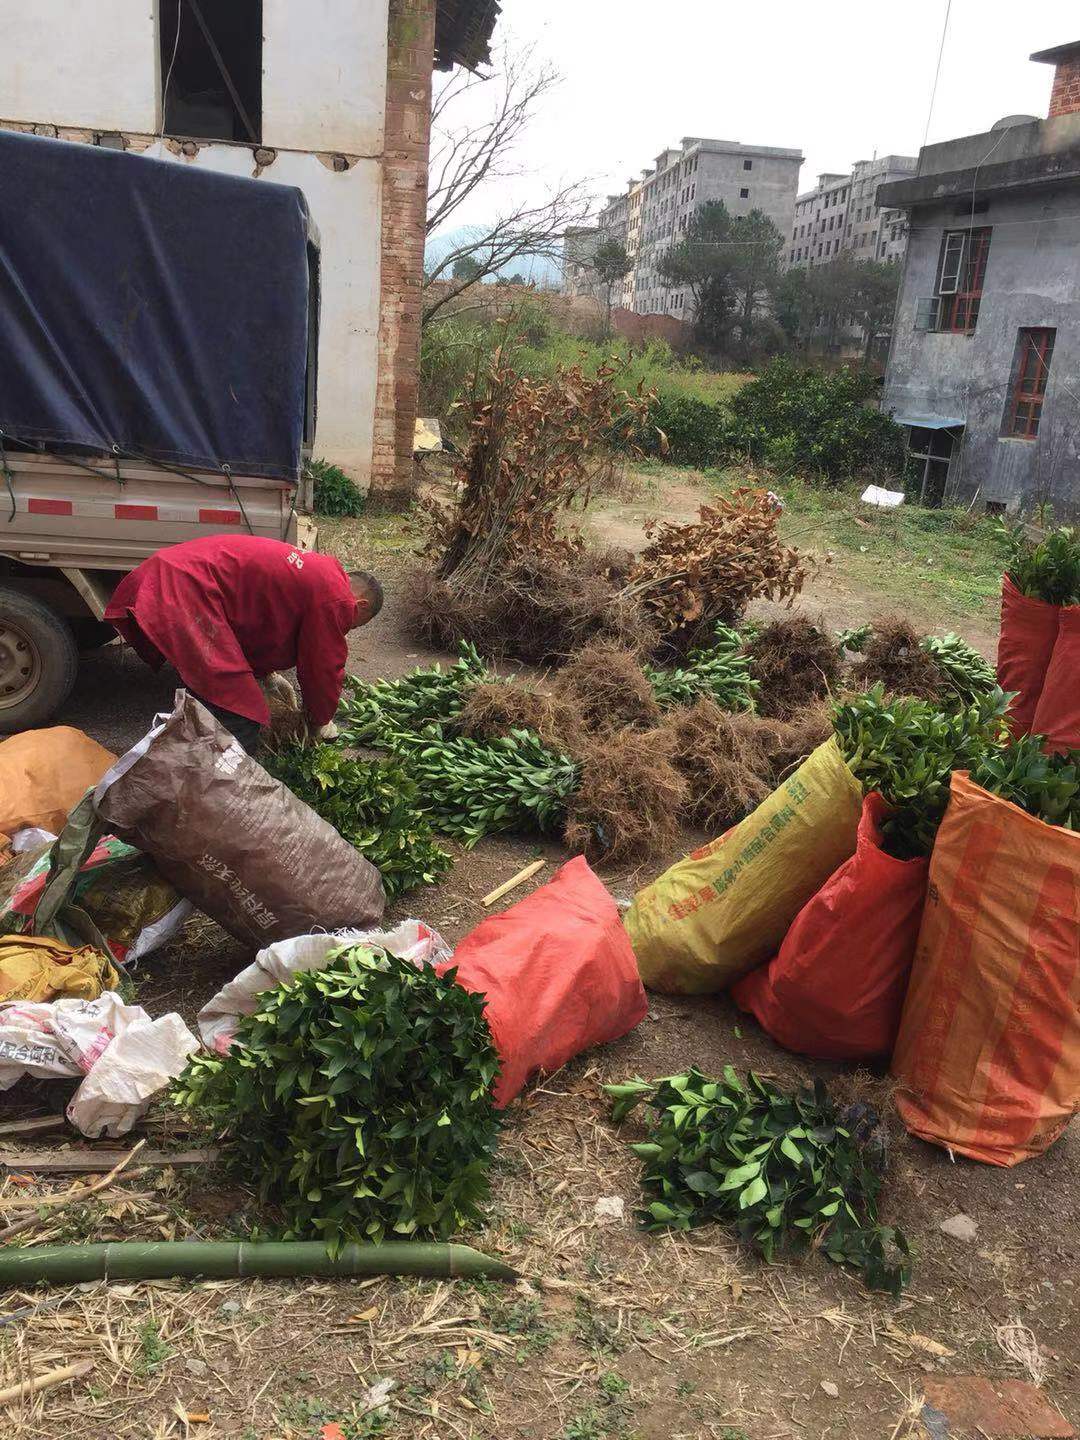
[880,41,1080,516]
[788,155,917,269]
[569,136,803,317]
[0,0,499,496]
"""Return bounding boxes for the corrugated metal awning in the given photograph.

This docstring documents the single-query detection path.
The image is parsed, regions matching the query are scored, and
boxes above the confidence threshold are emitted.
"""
[894,414,965,429]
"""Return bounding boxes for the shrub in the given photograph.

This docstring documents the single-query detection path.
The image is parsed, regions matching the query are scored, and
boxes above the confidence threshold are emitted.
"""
[637,393,731,469]
[725,359,908,483]
[307,458,365,517]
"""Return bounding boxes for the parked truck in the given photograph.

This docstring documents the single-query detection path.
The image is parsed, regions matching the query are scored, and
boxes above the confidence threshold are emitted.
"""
[0,129,320,730]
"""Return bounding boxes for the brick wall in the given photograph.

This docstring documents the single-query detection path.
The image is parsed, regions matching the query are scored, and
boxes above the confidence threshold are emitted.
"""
[612,308,692,348]
[1049,57,1080,118]
[370,0,436,497]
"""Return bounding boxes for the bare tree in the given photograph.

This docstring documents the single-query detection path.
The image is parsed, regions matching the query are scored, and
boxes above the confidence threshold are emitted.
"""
[424,45,592,325]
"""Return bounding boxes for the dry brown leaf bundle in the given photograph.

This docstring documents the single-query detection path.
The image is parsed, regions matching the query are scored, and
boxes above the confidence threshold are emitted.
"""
[745,617,841,719]
[553,641,661,734]
[851,616,943,700]
[625,489,807,653]
[563,727,688,866]
[428,348,654,587]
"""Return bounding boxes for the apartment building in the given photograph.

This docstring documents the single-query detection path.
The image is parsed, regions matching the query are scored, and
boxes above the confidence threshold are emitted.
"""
[566,136,802,315]
[788,155,917,269]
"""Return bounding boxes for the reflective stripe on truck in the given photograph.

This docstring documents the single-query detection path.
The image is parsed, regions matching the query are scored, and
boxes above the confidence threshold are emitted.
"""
[15,496,243,526]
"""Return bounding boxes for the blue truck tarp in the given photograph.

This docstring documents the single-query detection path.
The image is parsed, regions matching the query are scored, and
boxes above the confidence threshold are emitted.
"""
[0,130,318,482]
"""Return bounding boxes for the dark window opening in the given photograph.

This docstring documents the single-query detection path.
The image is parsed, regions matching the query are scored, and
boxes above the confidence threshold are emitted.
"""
[908,426,958,507]
[1005,327,1056,439]
[739,187,750,199]
[935,227,991,333]
[159,0,263,144]
[743,159,753,171]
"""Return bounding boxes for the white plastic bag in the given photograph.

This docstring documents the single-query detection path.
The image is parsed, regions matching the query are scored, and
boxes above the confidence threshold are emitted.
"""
[69,1012,199,1138]
[198,921,452,1053]
[0,992,197,1137]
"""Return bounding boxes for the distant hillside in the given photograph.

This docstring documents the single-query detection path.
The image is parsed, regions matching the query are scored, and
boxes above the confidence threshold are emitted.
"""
[425,226,563,287]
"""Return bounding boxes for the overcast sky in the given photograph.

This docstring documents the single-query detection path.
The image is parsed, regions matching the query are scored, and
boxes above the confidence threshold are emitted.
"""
[439,1,1077,229]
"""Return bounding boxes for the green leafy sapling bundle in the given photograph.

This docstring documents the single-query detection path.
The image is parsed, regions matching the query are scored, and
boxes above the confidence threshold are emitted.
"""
[175,945,500,1248]
[607,1067,908,1295]
[833,683,1010,858]
[262,743,451,900]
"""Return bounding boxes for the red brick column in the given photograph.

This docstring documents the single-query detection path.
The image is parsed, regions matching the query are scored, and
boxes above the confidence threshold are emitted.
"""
[370,0,436,498]
[1049,57,1080,118]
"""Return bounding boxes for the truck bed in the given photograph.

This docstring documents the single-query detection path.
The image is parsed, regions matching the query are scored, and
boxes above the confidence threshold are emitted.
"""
[0,452,304,570]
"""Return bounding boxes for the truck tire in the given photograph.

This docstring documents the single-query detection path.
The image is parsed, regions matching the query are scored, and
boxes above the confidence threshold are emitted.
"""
[0,586,79,732]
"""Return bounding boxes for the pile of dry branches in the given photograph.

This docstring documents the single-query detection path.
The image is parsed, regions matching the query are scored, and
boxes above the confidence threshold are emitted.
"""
[625,491,808,654]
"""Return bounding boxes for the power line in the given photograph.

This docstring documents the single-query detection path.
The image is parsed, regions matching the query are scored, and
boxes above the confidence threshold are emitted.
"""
[923,0,953,151]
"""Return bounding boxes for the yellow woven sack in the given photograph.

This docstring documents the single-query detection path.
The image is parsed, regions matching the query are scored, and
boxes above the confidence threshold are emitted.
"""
[0,934,119,1005]
[625,738,864,994]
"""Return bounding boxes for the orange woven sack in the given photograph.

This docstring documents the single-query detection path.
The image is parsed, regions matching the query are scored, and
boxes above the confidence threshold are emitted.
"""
[892,773,1080,1166]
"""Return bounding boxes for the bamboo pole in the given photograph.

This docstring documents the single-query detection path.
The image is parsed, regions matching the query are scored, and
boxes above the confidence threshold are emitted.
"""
[0,1358,94,1407]
[0,1241,518,1287]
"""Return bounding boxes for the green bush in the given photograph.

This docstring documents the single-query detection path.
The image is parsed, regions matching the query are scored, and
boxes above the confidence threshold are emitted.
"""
[725,359,908,483]
[636,393,732,469]
[307,458,365,517]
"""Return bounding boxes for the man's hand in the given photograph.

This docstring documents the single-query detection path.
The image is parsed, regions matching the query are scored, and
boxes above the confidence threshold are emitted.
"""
[313,720,339,741]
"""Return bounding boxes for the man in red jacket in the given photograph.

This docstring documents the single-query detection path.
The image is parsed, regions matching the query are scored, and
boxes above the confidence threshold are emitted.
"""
[106,535,382,751]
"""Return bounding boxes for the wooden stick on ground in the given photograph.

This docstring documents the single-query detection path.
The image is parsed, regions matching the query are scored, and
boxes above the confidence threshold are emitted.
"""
[0,1358,95,1408]
[0,1139,147,1243]
[0,1145,215,1177]
[0,1116,66,1139]
[481,860,546,908]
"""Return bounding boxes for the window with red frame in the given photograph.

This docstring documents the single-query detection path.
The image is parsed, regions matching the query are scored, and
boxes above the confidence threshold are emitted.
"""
[935,227,991,332]
[1005,328,1056,439]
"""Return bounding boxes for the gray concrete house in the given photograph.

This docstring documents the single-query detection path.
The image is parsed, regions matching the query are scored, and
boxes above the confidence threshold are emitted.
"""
[880,42,1080,516]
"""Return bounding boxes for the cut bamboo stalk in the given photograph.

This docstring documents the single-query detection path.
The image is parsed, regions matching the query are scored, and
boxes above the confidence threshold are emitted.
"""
[0,1358,95,1407]
[481,859,545,908]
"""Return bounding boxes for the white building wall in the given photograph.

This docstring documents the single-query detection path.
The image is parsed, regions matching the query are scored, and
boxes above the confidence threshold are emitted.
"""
[262,0,388,154]
[0,0,157,132]
[0,0,391,487]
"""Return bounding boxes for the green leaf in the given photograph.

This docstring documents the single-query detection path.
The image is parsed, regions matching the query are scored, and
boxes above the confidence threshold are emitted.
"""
[739,1176,768,1209]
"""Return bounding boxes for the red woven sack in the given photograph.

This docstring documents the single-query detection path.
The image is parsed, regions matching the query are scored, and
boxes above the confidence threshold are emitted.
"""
[444,857,647,1108]
[732,794,929,1061]
[1032,604,1080,752]
[996,577,1060,735]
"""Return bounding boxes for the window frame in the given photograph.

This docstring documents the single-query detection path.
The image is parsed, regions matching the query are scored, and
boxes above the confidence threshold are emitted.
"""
[1005,327,1056,440]
[935,227,991,333]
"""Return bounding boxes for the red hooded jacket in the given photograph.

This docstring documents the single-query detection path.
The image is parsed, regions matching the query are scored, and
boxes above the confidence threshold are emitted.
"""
[105,536,358,727]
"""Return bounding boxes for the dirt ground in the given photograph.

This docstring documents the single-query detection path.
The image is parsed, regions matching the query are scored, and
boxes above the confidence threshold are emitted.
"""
[0,475,1074,1440]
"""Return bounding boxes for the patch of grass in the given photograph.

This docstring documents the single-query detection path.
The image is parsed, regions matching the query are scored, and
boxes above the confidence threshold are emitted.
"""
[774,476,1007,618]
[600,1370,630,1398]
[481,1294,557,1361]
[563,1410,611,1440]
[574,1295,626,1355]
[276,1395,391,1439]
[132,1320,174,1376]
